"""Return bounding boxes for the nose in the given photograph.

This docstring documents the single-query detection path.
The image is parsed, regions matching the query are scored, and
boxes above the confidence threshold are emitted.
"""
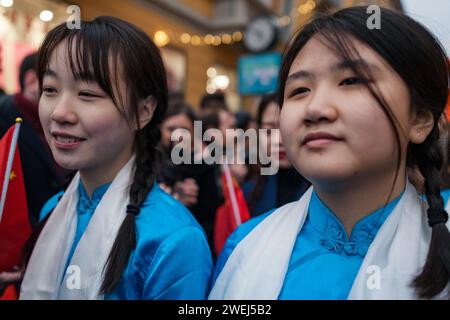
[303,88,338,126]
[50,94,78,125]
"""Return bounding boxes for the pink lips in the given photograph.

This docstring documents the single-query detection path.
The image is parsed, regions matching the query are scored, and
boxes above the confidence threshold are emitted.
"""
[302,132,342,148]
[52,131,86,150]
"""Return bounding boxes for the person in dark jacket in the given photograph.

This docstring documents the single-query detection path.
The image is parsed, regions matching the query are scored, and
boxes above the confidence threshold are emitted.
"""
[159,101,223,256]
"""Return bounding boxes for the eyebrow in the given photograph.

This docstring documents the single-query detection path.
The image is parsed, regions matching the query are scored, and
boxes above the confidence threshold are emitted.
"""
[286,59,381,84]
[43,68,97,82]
[43,69,58,79]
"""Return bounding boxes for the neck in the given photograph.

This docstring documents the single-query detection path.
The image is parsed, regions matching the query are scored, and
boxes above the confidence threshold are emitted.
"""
[79,152,133,198]
[314,170,406,237]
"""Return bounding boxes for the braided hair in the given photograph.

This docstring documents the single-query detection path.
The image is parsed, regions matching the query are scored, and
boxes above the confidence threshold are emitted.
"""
[277,7,450,298]
[31,17,168,295]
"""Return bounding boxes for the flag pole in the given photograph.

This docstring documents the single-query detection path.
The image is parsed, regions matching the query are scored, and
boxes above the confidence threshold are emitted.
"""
[0,118,22,222]
[222,163,242,226]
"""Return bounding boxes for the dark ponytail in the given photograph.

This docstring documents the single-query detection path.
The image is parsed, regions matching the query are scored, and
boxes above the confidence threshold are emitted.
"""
[410,126,450,298]
[100,125,163,294]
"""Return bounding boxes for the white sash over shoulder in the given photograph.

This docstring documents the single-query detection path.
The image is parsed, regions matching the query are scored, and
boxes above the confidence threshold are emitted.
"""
[20,157,135,300]
[209,182,450,300]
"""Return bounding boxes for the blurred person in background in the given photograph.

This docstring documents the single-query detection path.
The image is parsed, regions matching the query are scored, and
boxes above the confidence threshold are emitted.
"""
[244,93,310,217]
[199,92,228,114]
[159,101,223,256]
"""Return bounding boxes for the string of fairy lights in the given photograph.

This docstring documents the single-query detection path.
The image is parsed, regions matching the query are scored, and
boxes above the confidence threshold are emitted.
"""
[152,0,317,48]
[153,30,244,47]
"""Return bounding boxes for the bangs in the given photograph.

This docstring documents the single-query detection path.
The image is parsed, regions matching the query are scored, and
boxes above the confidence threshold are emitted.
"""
[38,21,126,114]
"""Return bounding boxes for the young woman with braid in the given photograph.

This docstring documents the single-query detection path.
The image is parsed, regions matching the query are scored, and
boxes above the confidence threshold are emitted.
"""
[19,17,212,299]
[210,6,450,299]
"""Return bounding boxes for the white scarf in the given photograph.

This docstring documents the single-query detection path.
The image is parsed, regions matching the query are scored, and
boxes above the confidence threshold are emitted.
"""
[20,157,135,300]
[209,182,450,300]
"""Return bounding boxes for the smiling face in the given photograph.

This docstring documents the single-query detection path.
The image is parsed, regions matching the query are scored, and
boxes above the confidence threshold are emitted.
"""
[39,41,136,180]
[280,35,416,190]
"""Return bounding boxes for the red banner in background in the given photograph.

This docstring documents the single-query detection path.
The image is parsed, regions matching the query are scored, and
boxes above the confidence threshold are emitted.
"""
[214,165,250,256]
[0,121,30,274]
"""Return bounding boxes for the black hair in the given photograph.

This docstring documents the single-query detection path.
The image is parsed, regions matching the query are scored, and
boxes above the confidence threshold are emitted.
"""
[256,93,278,127]
[164,101,197,123]
[278,6,449,298]
[200,111,220,132]
[19,53,38,92]
[235,111,253,131]
[26,16,168,295]
[200,92,228,111]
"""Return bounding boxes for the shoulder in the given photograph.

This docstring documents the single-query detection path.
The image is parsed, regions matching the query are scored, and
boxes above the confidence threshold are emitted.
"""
[230,209,275,243]
[132,184,213,287]
[441,189,450,207]
[134,183,208,247]
[137,183,203,229]
[212,208,276,281]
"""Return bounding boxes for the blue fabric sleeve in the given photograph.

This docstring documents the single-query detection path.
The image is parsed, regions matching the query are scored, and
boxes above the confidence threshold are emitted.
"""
[142,226,213,300]
[441,189,450,208]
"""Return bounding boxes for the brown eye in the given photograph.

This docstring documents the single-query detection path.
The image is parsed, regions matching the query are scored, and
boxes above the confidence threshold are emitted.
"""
[42,87,57,95]
[79,91,100,98]
[339,77,367,86]
[288,87,310,98]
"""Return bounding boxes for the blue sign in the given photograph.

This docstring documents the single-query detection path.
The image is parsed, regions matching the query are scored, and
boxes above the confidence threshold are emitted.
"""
[238,52,281,95]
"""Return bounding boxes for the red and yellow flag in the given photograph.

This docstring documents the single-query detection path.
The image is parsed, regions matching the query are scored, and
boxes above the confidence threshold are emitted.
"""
[214,164,250,256]
[0,119,30,272]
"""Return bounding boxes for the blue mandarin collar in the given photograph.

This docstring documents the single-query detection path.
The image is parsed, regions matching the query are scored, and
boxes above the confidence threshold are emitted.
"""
[78,181,111,214]
[308,191,403,257]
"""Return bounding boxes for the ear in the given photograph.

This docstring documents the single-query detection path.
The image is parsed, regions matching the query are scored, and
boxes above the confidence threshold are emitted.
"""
[408,109,434,144]
[137,95,157,130]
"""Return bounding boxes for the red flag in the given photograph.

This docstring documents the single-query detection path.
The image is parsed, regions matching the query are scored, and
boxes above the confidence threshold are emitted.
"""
[0,119,30,274]
[214,165,250,256]
[0,284,18,300]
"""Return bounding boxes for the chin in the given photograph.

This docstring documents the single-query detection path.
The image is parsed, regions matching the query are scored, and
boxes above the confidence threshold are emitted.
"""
[279,160,292,169]
[51,154,82,170]
[298,164,354,180]
[55,160,79,170]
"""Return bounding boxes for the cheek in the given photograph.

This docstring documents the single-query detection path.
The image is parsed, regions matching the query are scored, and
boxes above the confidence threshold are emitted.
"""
[38,99,51,133]
[348,103,398,155]
[379,82,412,137]
[88,112,133,145]
[279,105,301,148]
